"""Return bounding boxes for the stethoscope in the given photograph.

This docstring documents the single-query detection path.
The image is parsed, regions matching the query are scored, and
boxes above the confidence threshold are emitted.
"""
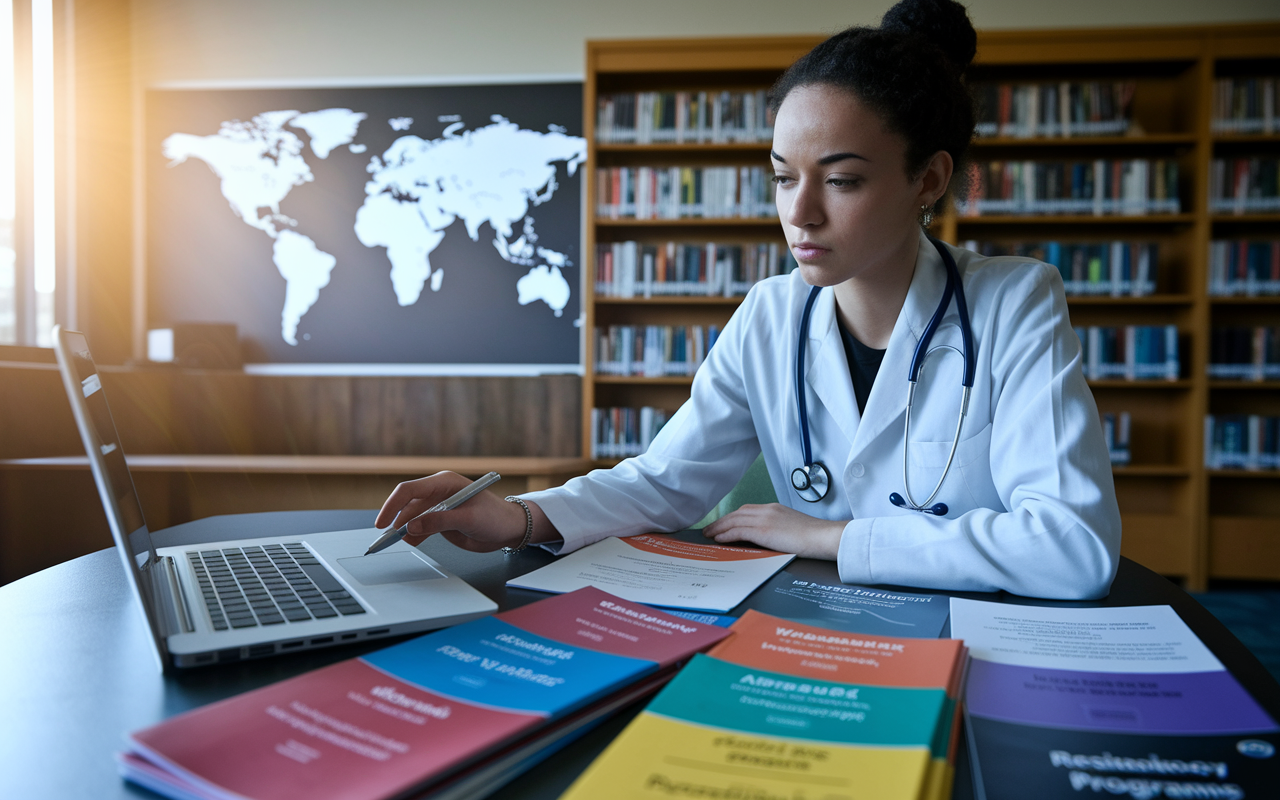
[791,236,975,516]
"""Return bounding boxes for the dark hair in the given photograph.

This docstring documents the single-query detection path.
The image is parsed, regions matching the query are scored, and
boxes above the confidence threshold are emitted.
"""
[770,0,977,210]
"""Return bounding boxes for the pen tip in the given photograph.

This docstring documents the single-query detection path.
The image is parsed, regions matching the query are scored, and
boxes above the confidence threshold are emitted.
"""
[362,548,373,556]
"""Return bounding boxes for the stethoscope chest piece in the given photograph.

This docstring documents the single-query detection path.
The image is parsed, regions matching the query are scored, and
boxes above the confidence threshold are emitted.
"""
[791,462,830,503]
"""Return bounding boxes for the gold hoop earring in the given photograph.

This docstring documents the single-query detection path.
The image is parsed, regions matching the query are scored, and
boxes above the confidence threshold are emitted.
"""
[919,203,934,228]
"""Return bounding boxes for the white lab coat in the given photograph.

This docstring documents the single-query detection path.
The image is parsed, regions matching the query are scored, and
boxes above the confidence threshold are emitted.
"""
[525,230,1121,600]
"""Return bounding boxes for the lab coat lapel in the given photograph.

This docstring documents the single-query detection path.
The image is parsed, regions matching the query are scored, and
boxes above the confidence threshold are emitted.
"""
[804,287,862,449]
[849,233,949,460]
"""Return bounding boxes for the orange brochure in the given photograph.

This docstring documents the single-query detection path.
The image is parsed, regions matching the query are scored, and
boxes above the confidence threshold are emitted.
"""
[710,609,965,693]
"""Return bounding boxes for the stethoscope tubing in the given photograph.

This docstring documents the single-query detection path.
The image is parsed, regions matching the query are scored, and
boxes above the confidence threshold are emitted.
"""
[794,237,974,510]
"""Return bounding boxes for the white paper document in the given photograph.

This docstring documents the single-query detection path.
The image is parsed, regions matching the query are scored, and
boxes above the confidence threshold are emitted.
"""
[948,598,1224,674]
[507,534,795,613]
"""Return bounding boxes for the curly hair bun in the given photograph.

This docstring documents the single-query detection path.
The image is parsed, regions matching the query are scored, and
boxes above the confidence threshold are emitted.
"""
[881,0,977,74]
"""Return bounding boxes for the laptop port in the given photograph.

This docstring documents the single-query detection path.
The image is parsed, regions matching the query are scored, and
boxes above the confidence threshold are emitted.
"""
[341,633,358,640]
[310,636,333,645]
[248,644,275,658]
[217,648,242,662]
[280,640,304,649]
[366,628,390,636]
[193,654,216,664]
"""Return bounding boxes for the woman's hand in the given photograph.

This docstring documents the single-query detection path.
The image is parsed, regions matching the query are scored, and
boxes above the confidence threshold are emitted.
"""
[701,503,844,560]
[373,471,557,553]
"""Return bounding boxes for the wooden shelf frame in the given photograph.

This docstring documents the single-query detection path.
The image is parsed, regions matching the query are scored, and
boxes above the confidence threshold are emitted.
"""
[584,25,1280,590]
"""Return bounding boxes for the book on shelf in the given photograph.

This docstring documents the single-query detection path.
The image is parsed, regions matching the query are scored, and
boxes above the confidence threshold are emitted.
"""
[973,80,1135,139]
[957,159,1180,217]
[118,587,728,800]
[1209,157,1280,214]
[1205,414,1280,470]
[594,324,720,377]
[1212,77,1279,134]
[595,165,777,220]
[595,240,797,298]
[950,598,1280,800]
[591,406,671,459]
[596,89,773,144]
[1209,326,1280,381]
[963,240,1159,297]
[1102,411,1131,466]
[1074,325,1180,381]
[1208,239,1280,296]
[560,611,966,800]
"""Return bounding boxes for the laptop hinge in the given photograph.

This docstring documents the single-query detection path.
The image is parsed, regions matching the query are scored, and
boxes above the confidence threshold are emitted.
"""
[153,556,195,634]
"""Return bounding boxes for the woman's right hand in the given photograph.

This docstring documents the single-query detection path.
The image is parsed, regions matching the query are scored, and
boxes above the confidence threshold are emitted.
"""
[374,471,557,553]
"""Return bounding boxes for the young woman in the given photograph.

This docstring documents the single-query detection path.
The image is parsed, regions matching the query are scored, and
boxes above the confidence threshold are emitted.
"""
[375,0,1122,600]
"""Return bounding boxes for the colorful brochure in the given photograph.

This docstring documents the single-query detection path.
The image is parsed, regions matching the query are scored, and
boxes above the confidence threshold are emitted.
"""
[120,587,729,800]
[950,598,1280,800]
[708,610,967,800]
[561,653,949,800]
[738,571,952,636]
[507,533,795,612]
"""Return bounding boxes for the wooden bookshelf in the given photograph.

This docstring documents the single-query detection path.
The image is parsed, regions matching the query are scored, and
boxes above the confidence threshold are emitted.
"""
[584,25,1280,590]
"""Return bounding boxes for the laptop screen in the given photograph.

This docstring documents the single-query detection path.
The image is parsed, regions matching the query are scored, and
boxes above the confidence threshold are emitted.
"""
[54,327,168,664]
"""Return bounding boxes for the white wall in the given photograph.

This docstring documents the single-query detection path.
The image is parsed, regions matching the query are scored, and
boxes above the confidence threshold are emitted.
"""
[134,0,1280,86]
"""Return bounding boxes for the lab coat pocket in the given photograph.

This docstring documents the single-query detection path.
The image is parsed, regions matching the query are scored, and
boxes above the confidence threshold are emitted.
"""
[906,423,995,514]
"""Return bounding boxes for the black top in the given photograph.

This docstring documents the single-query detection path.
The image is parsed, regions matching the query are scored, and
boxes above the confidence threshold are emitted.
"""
[838,320,887,414]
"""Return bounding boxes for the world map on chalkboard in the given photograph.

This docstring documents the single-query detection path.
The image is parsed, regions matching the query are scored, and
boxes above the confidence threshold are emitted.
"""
[147,84,585,368]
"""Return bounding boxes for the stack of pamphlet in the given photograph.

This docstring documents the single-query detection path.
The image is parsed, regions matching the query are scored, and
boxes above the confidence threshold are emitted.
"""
[118,587,729,800]
[560,610,967,800]
[951,598,1280,800]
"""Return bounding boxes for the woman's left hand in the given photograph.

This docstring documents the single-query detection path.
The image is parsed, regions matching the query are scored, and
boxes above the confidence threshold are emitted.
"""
[701,503,845,559]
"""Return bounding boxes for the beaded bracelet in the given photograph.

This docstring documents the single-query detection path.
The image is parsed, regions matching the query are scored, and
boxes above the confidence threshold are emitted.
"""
[502,496,534,554]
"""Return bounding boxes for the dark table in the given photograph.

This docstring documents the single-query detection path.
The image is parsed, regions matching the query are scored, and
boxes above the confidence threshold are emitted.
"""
[2,510,1277,799]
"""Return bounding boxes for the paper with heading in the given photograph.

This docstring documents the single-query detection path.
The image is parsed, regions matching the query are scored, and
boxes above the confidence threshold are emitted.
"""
[507,534,795,613]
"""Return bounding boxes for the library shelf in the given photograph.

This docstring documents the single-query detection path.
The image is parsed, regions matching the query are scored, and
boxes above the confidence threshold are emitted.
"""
[1066,294,1194,306]
[955,214,1197,226]
[596,142,772,153]
[970,134,1198,148]
[585,24,1280,590]
[1113,465,1193,478]
[1207,469,1280,479]
[1208,296,1280,305]
[594,376,695,386]
[595,296,746,305]
[595,217,779,227]
[1087,380,1194,390]
[1209,214,1280,223]
[1208,381,1280,390]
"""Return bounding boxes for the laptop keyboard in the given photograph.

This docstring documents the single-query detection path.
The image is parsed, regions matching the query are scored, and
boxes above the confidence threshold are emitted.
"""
[187,543,365,630]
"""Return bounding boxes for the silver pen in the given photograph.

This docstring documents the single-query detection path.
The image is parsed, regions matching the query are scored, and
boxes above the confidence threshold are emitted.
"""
[364,471,502,556]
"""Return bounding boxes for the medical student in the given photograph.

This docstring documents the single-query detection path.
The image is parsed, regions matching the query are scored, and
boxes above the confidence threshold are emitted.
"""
[375,0,1122,600]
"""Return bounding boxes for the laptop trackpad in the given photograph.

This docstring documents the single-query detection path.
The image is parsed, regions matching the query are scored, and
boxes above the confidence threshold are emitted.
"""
[337,552,445,586]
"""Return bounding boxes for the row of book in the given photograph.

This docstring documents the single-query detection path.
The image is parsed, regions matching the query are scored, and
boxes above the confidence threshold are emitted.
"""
[595,240,798,298]
[1208,239,1280,296]
[1211,76,1279,134]
[1205,414,1280,470]
[594,324,721,377]
[1208,326,1280,381]
[1209,157,1280,214]
[595,90,774,144]
[1074,325,1181,381]
[956,159,1181,217]
[595,166,777,220]
[1102,411,1131,466]
[961,240,1160,297]
[591,406,671,459]
[972,80,1135,139]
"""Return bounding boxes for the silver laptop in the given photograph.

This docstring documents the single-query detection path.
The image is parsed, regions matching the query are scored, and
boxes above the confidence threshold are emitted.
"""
[54,326,497,671]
